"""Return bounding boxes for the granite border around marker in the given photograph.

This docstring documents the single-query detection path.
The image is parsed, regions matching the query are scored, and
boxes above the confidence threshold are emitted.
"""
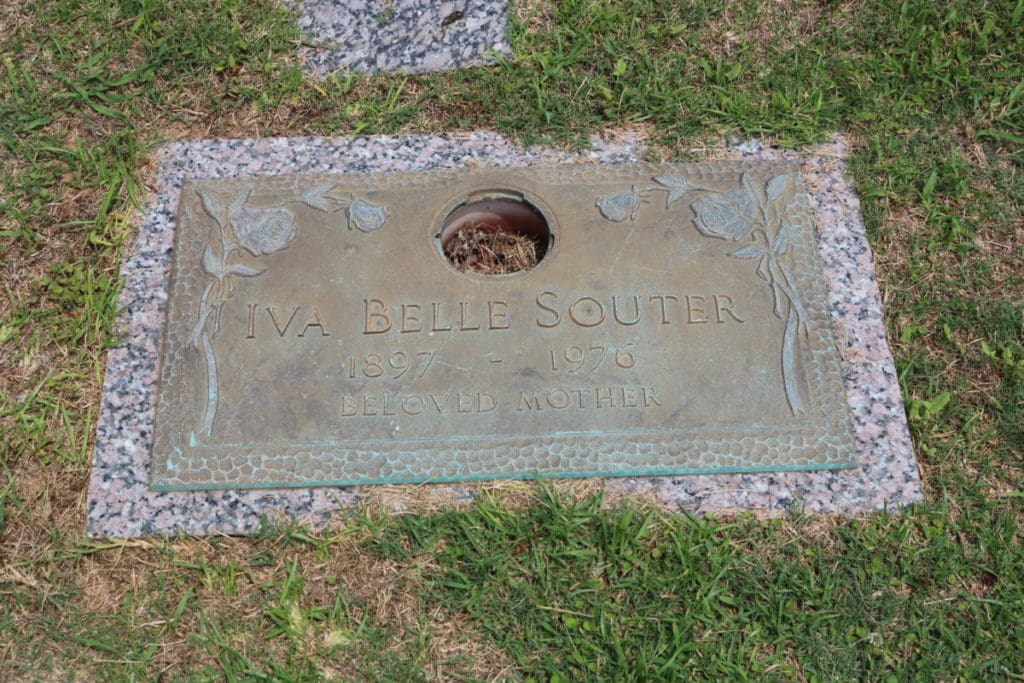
[86,132,923,538]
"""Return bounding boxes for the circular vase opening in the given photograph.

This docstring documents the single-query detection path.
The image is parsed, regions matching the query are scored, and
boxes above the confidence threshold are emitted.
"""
[438,192,552,276]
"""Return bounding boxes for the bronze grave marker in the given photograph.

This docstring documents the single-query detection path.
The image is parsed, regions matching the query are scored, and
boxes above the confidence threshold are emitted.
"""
[151,163,857,490]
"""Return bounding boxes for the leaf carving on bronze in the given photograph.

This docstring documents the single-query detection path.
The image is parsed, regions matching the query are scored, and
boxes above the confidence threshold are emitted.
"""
[766,173,788,202]
[728,244,767,259]
[195,187,224,223]
[298,182,337,212]
[201,245,226,279]
[652,175,695,206]
[596,177,711,223]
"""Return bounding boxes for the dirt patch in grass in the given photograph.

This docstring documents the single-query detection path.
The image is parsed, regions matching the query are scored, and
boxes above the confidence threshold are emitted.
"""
[0,2,36,47]
[511,0,557,34]
[424,610,517,681]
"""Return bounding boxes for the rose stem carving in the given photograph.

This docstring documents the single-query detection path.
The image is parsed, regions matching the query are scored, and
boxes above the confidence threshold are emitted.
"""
[595,172,809,415]
[189,187,296,439]
[187,184,389,440]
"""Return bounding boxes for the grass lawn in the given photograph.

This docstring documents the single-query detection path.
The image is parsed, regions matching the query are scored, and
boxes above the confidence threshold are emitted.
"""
[1,0,1022,679]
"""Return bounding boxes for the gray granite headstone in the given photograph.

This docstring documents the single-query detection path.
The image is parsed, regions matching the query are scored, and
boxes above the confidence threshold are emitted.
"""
[290,0,512,75]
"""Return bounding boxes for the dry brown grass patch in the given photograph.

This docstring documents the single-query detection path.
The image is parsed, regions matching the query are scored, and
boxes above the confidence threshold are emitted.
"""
[423,610,516,682]
[1,459,88,562]
[47,529,520,680]
[697,0,831,62]
[0,1,35,35]
[350,477,665,522]
[512,0,556,35]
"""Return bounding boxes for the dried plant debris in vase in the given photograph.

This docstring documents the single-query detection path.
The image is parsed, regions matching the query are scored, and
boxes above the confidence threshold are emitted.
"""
[444,221,541,275]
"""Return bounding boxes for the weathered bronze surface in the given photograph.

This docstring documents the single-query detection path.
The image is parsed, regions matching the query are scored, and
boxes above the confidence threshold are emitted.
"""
[150,163,857,490]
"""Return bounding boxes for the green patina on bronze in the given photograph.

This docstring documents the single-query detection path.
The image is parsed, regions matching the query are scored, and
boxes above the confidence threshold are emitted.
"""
[150,162,857,490]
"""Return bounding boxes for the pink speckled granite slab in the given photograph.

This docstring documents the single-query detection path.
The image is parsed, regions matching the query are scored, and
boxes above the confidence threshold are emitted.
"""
[86,133,922,537]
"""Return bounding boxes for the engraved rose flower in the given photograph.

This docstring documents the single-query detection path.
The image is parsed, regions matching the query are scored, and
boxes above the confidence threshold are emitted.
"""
[691,188,756,241]
[230,206,296,255]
